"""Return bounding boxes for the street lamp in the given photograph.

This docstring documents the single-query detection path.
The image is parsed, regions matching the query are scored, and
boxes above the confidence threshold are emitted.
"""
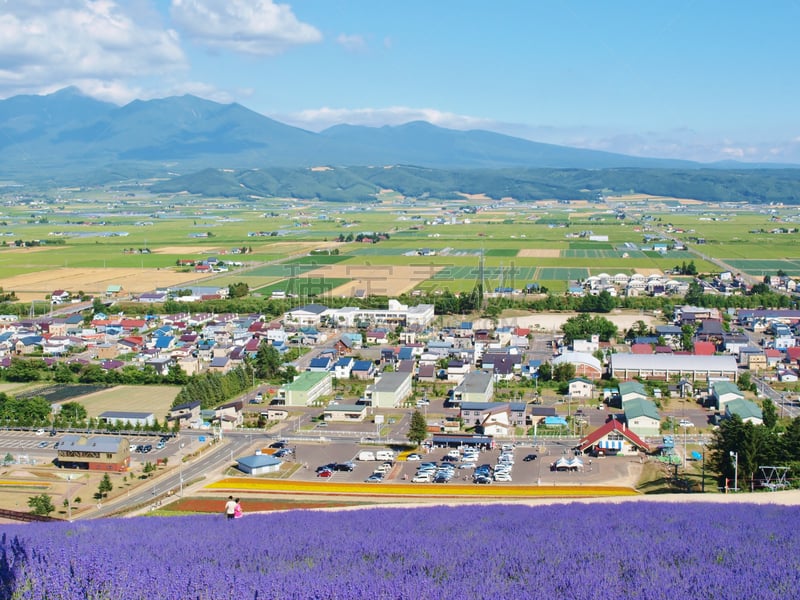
[699,440,706,493]
[729,450,738,492]
[66,474,72,521]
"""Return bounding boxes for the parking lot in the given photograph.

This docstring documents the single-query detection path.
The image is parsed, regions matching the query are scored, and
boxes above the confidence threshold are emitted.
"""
[286,439,640,488]
[0,430,179,466]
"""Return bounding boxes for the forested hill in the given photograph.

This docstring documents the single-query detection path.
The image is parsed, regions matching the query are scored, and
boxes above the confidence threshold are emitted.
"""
[149,165,800,204]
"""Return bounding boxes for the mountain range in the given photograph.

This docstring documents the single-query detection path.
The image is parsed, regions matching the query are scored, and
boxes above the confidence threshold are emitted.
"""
[0,87,778,185]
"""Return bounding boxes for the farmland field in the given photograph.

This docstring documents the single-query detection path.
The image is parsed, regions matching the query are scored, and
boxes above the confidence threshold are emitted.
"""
[65,385,180,419]
[1,191,799,300]
[0,267,206,301]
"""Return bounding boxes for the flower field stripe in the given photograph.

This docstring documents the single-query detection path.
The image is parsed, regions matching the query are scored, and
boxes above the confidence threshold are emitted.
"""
[2,502,800,598]
[205,477,639,498]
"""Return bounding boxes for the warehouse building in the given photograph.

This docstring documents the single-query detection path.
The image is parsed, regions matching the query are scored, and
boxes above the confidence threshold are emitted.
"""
[609,354,738,381]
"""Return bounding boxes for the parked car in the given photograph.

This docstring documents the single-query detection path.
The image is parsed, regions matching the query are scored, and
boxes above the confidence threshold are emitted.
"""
[35,429,45,436]
[316,463,337,473]
[317,469,333,478]
[493,472,512,482]
[333,462,355,471]
[523,454,538,462]
[406,453,422,461]
[365,473,384,483]
[269,441,287,449]
[473,475,492,484]
[412,473,432,483]
[433,473,449,483]
[156,441,166,450]
[37,441,48,448]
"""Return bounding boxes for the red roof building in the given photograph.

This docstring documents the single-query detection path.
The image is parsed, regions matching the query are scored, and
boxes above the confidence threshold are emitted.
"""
[578,417,650,456]
[693,341,716,356]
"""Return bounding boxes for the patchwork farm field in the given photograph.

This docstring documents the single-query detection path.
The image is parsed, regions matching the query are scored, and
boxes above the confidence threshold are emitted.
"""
[0,267,206,302]
[0,192,798,300]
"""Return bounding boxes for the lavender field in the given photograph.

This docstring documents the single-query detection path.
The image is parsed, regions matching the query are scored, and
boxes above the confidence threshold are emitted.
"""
[1,502,799,599]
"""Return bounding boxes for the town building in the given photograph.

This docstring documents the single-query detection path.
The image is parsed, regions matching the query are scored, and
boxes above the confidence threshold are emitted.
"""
[56,435,131,472]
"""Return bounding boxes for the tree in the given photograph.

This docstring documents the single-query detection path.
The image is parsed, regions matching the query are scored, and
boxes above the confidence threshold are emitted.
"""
[407,410,428,446]
[684,281,704,305]
[761,398,778,430]
[98,473,113,498]
[552,362,576,382]
[254,341,281,379]
[228,282,249,298]
[60,402,87,423]
[27,493,55,516]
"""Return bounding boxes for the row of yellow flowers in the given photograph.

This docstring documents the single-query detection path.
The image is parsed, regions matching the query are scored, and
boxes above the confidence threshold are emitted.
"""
[0,480,50,487]
[206,478,638,498]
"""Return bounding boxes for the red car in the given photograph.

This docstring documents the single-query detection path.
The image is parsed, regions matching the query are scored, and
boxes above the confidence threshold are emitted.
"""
[317,469,333,478]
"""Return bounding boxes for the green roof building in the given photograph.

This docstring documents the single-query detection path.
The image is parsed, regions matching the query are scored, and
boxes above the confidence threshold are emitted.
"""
[623,397,661,437]
[277,371,332,406]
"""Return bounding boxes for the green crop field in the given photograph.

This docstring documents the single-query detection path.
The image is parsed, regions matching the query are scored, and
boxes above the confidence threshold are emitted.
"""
[1,188,799,302]
[538,267,591,280]
[724,259,800,276]
[255,277,352,297]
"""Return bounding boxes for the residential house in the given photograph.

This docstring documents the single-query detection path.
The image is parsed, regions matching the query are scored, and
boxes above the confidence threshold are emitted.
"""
[333,357,354,379]
[351,360,376,380]
[308,356,334,372]
[568,377,594,399]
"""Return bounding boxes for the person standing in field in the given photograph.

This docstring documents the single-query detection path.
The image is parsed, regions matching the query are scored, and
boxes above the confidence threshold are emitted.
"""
[233,498,243,519]
[224,496,237,520]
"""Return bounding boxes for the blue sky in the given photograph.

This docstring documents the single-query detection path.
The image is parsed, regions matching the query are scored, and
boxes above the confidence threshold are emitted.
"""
[1,1,798,163]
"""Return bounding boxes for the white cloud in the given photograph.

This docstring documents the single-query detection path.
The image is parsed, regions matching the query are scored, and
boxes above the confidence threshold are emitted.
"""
[336,33,367,53]
[170,0,322,55]
[277,105,800,164]
[0,0,186,102]
[282,106,496,132]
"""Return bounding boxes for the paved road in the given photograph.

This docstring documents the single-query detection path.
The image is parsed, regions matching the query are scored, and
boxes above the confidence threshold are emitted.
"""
[80,434,255,519]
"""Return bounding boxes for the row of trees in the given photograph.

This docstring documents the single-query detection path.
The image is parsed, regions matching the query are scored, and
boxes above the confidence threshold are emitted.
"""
[2,358,190,386]
[172,365,255,410]
[708,406,800,490]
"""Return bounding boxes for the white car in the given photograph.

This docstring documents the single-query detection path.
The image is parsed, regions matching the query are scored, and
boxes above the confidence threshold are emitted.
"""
[679,419,694,428]
[493,472,513,482]
[406,453,422,461]
[412,474,431,483]
[462,453,479,462]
